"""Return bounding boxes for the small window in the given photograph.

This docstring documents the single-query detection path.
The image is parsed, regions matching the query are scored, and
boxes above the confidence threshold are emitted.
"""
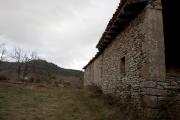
[121,57,126,76]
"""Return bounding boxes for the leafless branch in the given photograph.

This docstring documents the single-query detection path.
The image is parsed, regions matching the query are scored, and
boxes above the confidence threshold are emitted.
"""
[0,43,7,62]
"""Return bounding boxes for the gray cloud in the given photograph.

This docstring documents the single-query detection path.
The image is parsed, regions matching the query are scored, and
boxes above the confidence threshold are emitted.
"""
[0,0,119,70]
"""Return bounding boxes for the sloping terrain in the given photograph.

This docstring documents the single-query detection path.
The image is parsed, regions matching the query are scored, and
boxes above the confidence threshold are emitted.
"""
[0,82,125,120]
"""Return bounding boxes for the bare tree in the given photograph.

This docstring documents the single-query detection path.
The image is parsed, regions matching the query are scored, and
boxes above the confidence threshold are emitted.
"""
[11,47,40,81]
[11,47,26,80]
[22,52,31,81]
[29,52,39,81]
[0,43,7,62]
[30,52,38,60]
[22,51,39,81]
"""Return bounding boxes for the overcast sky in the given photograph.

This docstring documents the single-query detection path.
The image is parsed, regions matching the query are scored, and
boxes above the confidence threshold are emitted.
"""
[0,0,119,70]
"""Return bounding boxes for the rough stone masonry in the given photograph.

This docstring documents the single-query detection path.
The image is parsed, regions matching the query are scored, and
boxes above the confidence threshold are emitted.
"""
[83,0,179,120]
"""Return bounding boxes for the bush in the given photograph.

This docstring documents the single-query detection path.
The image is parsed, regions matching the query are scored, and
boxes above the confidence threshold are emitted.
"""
[0,75,8,80]
[84,84,141,120]
[85,84,103,97]
[29,77,35,82]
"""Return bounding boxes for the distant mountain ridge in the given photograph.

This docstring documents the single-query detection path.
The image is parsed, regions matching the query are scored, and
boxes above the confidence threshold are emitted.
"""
[0,60,84,81]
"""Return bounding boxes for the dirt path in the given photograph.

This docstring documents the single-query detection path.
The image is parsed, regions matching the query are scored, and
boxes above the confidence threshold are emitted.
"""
[0,82,124,120]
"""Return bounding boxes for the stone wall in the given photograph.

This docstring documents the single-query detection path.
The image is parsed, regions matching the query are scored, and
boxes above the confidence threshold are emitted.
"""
[84,63,93,86]
[84,54,103,87]
[101,8,147,101]
[84,0,180,119]
[85,7,149,118]
[93,54,103,88]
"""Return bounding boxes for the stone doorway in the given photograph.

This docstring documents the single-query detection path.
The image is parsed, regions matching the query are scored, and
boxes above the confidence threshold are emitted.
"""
[161,0,180,75]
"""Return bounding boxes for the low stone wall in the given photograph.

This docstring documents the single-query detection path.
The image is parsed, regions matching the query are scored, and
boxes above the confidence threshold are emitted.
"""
[135,81,180,116]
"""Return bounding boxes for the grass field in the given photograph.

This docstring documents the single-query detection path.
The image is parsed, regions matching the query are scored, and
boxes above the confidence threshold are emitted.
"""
[0,81,125,120]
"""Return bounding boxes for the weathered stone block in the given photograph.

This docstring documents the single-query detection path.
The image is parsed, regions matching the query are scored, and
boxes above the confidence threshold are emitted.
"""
[157,96,166,102]
[144,108,160,119]
[140,81,156,88]
[157,85,164,89]
[157,82,168,87]
[170,81,178,86]
[142,88,167,96]
[164,86,178,90]
[143,95,158,108]
[176,94,180,101]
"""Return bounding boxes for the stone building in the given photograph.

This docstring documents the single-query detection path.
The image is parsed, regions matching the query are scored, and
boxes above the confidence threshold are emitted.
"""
[83,0,179,119]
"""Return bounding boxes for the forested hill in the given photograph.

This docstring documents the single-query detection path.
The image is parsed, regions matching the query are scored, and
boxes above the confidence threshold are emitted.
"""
[0,60,84,81]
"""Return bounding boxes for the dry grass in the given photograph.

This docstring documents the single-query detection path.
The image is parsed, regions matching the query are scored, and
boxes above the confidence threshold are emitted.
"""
[0,82,125,120]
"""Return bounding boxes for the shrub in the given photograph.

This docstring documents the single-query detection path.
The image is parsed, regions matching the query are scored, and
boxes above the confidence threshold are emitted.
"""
[0,75,8,80]
[84,84,103,98]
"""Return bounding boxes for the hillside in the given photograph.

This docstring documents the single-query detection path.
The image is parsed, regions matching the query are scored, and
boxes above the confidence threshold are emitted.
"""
[0,60,84,83]
[0,81,125,120]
